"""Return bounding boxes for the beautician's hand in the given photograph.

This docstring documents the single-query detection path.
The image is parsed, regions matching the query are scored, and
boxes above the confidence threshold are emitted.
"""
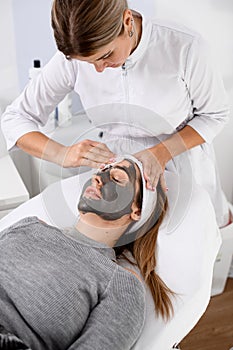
[61,139,115,168]
[133,148,167,192]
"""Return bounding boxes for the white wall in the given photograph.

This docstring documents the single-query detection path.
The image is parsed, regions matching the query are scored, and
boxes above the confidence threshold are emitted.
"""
[0,0,19,159]
[11,0,56,91]
[0,0,19,110]
[128,0,156,17]
[0,1,33,193]
[11,0,83,114]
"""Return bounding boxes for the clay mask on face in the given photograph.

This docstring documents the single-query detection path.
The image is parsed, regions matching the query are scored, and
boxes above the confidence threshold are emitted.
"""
[78,161,137,220]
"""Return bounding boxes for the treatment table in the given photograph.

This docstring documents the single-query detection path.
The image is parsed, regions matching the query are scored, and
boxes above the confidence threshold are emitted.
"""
[0,170,221,349]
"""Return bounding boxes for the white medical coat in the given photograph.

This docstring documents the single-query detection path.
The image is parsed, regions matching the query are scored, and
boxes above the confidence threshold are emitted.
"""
[1,14,230,226]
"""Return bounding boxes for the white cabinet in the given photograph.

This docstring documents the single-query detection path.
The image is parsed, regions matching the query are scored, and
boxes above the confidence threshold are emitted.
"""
[0,155,29,219]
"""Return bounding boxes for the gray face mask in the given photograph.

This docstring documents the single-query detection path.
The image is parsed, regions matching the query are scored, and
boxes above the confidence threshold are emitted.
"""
[78,161,137,220]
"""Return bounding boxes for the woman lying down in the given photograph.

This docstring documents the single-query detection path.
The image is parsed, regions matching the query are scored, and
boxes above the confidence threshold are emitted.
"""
[0,155,174,350]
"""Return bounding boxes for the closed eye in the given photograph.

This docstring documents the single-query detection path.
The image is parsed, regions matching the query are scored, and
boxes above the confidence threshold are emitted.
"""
[111,174,128,186]
[103,52,112,59]
[96,50,113,61]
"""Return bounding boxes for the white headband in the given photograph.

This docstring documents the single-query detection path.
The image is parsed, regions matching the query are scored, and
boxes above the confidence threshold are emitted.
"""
[102,154,158,234]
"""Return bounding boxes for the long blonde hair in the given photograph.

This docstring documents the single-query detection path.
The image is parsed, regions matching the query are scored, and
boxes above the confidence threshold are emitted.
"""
[115,181,174,320]
[51,0,128,57]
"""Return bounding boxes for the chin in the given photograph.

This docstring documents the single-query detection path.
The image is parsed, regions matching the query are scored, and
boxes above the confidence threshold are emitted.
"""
[78,211,125,229]
[79,211,101,221]
[79,212,110,228]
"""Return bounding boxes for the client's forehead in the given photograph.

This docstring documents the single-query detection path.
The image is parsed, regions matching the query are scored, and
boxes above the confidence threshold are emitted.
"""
[118,159,139,171]
[95,159,140,181]
[113,159,140,180]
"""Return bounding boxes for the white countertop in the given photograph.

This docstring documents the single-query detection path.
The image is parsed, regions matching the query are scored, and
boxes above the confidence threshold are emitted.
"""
[0,155,29,210]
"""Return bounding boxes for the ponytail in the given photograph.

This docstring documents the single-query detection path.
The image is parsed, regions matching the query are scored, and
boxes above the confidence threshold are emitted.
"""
[115,181,174,320]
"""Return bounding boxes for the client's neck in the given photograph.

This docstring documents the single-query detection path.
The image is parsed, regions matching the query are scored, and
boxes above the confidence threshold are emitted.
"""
[75,218,129,248]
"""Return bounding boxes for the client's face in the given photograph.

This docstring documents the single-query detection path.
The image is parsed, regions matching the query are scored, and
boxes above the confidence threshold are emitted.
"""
[78,159,139,221]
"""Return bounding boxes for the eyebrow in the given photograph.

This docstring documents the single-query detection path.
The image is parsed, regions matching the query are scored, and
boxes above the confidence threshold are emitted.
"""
[100,164,132,180]
[96,50,112,61]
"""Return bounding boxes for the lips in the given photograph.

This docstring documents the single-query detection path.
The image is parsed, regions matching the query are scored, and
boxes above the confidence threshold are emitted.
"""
[84,186,102,200]
[108,63,120,68]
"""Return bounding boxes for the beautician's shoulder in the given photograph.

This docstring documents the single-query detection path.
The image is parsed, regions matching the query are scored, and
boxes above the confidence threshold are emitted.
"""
[45,50,77,70]
[41,50,79,88]
[149,17,202,45]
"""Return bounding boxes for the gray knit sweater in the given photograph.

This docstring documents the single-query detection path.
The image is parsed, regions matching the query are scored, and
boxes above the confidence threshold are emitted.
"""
[0,217,145,350]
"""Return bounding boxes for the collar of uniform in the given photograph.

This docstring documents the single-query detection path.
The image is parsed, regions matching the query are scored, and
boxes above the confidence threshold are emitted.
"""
[125,12,152,66]
[63,227,117,262]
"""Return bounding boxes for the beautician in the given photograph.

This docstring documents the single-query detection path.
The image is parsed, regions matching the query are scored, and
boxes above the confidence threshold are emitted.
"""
[1,0,230,227]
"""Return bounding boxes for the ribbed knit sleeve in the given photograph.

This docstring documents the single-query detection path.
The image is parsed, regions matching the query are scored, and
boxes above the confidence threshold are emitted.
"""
[68,266,146,350]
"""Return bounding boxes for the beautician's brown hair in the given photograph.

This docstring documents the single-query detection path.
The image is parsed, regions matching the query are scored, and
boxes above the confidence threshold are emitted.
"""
[115,180,174,320]
[51,0,128,57]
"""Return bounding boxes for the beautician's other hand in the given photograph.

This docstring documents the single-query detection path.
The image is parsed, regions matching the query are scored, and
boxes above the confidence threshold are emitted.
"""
[61,139,115,168]
[133,148,167,192]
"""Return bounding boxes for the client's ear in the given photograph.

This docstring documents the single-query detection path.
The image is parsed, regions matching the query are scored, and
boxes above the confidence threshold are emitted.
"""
[130,203,141,222]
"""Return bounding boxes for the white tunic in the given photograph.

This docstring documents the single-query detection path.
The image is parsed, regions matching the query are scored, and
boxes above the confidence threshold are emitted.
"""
[1,14,229,226]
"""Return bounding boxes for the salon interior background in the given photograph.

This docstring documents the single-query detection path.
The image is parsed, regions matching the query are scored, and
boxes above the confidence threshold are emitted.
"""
[0,0,233,200]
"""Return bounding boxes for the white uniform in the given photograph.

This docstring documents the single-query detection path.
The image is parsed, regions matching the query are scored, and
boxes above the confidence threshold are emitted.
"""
[1,14,230,227]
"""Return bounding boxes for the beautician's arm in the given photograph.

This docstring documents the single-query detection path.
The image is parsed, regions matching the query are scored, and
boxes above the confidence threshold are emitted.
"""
[2,51,114,168]
[17,131,114,168]
[135,35,229,191]
[151,125,205,166]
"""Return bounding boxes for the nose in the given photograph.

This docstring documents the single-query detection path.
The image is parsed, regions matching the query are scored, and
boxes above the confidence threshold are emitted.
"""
[94,62,107,72]
[92,174,103,187]
[93,170,110,187]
